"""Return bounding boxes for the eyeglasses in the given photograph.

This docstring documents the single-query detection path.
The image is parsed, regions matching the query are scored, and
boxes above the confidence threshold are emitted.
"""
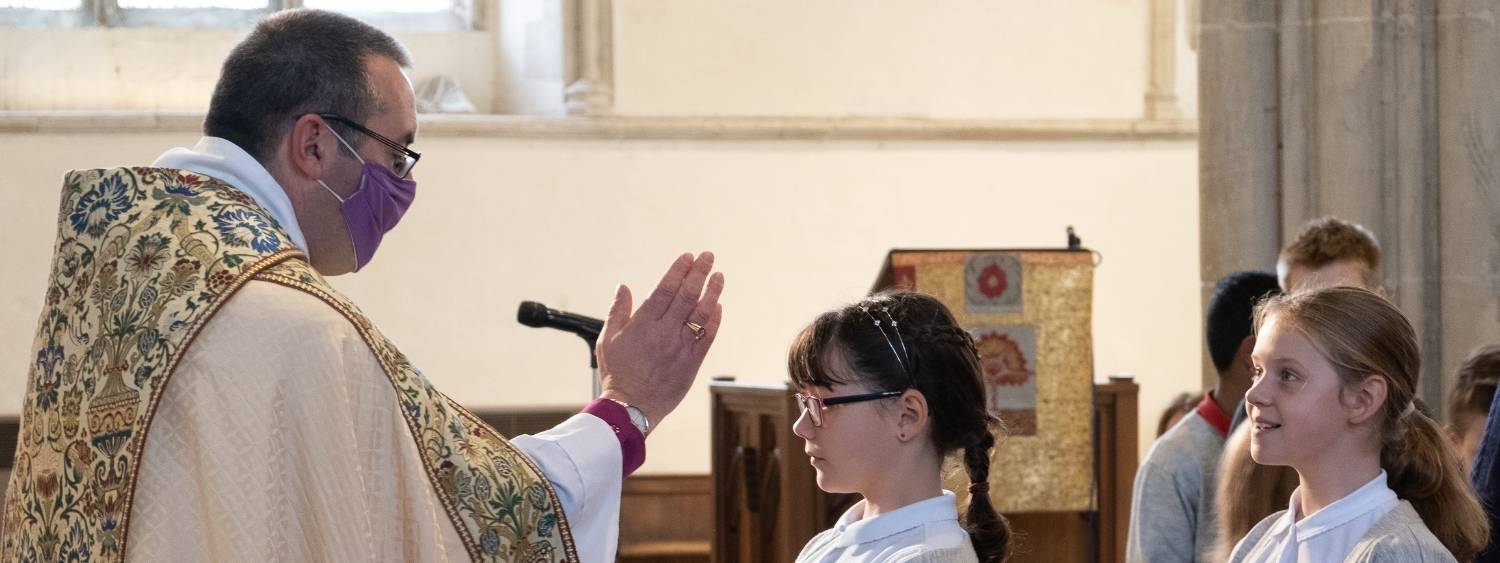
[317,112,422,179]
[795,390,905,427]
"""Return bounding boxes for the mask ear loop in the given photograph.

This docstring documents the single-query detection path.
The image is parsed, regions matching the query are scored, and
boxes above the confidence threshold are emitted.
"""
[317,177,362,271]
[324,119,369,166]
[316,179,347,204]
[316,118,370,203]
[318,121,368,271]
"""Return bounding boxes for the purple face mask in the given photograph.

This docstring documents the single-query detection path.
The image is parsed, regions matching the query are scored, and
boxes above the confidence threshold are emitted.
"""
[319,129,417,271]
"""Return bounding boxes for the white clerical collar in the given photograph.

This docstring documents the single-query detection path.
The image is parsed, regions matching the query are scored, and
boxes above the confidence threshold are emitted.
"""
[832,491,961,548]
[1269,470,1395,543]
[152,136,309,253]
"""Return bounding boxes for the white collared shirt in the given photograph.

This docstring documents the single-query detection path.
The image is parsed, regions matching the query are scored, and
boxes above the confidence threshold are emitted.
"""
[1235,471,1398,563]
[797,491,978,563]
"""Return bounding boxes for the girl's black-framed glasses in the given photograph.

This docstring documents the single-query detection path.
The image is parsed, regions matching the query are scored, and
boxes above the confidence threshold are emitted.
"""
[794,390,906,427]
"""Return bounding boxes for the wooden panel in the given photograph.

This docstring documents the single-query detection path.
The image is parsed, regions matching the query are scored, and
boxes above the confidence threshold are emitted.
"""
[711,382,857,563]
[0,416,16,470]
[1096,379,1139,563]
[620,474,712,563]
[0,414,15,527]
[1006,512,1091,562]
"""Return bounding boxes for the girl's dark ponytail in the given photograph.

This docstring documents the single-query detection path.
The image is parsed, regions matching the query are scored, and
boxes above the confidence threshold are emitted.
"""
[962,428,1011,563]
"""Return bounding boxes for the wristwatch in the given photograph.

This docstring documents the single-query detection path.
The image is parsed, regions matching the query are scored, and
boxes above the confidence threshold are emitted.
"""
[606,398,652,436]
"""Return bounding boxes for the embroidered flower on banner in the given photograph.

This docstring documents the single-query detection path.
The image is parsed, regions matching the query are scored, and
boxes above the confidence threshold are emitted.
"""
[978,332,1031,387]
[977,263,1009,299]
[70,174,132,238]
[211,208,281,253]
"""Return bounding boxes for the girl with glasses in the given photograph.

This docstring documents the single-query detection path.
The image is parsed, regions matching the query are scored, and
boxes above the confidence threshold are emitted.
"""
[788,292,1010,563]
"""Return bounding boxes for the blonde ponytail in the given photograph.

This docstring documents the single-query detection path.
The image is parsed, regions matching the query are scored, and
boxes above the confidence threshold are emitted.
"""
[1382,408,1487,561]
[1254,288,1490,561]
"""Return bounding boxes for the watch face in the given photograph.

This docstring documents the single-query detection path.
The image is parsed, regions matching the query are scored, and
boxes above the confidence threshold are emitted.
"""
[627,406,650,433]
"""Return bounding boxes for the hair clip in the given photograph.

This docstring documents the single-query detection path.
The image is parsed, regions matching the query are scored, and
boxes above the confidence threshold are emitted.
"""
[861,304,914,385]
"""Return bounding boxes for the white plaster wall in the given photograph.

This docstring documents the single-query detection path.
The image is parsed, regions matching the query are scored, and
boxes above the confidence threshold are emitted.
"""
[0,0,1205,472]
[0,132,1200,472]
[1,0,1171,119]
[612,0,1151,119]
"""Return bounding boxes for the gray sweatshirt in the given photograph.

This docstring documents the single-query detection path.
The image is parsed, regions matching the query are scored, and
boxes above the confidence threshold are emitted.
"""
[1229,501,1455,563]
[1126,410,1226,563]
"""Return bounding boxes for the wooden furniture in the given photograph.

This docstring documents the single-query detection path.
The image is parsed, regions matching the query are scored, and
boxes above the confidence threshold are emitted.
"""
[710,381,857,563]
[619,474,713,563]
[710,378,1138,563]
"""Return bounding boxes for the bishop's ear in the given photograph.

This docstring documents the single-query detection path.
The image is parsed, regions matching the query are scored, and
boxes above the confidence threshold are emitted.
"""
[287,114,334,179]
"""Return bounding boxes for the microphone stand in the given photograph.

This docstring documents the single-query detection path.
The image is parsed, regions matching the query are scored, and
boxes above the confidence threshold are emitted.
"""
[587,338,600,399]
[515,301,603,401]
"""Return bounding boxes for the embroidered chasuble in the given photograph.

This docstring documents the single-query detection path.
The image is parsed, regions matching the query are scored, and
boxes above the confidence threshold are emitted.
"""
[2,167,578,562]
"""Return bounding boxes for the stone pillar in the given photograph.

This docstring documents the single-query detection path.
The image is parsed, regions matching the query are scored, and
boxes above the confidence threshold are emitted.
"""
[1146,0,1182,120]
[1199,0,1500,412]
[564,0,615,116]
[1277,0,1444,409]
[1438,0,1500,409]
[1197,1,1281,387]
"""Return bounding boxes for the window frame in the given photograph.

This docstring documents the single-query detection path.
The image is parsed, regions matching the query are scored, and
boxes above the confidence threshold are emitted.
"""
[0,1,95,26]
[0,0,475,30]
[305,0,474,33]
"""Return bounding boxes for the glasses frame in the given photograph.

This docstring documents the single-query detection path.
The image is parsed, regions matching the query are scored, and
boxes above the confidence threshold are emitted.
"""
[795,389,906,427]
[317,112,422,179]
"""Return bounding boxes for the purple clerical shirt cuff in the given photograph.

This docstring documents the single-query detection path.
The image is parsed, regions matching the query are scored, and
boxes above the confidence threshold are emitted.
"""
[582,399,646,478]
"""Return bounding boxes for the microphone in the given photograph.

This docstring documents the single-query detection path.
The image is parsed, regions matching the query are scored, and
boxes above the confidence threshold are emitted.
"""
[517,301,604,341]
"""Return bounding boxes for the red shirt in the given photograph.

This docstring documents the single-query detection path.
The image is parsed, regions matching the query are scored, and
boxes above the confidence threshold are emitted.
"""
[1195,391,1232,438]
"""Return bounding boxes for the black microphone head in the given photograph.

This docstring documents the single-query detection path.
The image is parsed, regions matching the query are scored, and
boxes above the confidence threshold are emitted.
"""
[517,301,551,328]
